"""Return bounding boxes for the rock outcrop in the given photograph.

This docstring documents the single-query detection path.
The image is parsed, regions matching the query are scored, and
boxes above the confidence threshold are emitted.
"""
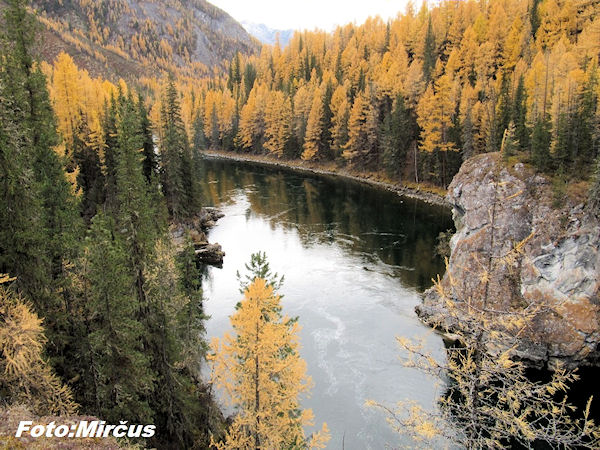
[170,207,225,266]
[417,153,600,369]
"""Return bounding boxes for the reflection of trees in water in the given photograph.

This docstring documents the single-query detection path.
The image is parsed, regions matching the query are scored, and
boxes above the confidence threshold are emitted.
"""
[199,159,453,292]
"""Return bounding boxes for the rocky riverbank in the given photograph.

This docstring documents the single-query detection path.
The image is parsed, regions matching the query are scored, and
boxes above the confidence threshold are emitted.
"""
[417,153,599,369]
[201,150,449,208]
[170,207,225,266]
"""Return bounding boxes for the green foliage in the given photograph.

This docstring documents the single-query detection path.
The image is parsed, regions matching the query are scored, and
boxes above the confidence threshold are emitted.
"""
[83,213,154,424]
[0,2,215,447]
[382,94,413,179]
[74,120,105,221]
[587,155,600,219]
[0,0,81,384]
[159,78,201,220]
[139,94,158,186]
[531,116,551,172]
[236,251,284,294]
[552,169,568,209]
[513,76,530,152]
[176,237,209,371]
[423,17,436,83]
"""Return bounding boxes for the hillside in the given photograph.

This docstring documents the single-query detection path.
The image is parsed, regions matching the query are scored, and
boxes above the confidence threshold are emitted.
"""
[26,0,259,80]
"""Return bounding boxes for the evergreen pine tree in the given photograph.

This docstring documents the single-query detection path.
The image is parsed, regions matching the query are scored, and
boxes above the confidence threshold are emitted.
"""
[83,213,154,424]
[0,0,80,368]
[531,116,552,172]
[513,75,530,151]
[139,94,158,185]
[159,78,200,220]
[103,96,120,212]
[494,73,512,151]
[572,68,598,175]
[423,17,436,83]
[73,119,105,222]
[552,112,571,171]
[382,94,412,179]
[587,155,600,219]
[193,108,208,151]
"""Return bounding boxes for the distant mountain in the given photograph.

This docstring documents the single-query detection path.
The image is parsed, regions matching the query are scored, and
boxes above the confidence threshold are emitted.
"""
[23,0,260,80]
[242,21,294,47]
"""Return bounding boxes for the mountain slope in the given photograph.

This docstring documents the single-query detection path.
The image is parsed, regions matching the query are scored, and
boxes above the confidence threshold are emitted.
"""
[242,21,294,47]
[28,0,259,80]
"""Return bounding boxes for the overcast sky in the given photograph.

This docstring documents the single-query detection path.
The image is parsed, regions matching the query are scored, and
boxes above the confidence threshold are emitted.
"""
[210,0,409,31]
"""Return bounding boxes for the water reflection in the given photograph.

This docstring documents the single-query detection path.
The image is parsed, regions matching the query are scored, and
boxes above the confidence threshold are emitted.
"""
[200,160,452,292]
[199,158,454,449]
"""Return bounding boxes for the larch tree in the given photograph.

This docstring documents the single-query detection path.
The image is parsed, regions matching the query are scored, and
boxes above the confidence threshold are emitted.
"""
[264,90,292,158]
[416,71,458,186]
[330,84,350,157]
[209,267,329,449]
[236,83,268,152]
[343,92,375,165]
[302,88,327,161]
[0,276,77,417]
[292,84,314,158]
[417,73,456,154]
[50,52,82,157]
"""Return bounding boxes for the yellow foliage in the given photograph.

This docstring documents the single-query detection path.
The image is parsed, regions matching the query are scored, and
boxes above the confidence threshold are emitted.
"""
[264,91,292,158]
[209,278,329,449]
[0,286,77,416]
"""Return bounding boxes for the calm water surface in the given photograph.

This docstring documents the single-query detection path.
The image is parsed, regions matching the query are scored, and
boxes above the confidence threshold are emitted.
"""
[199,157,454,449]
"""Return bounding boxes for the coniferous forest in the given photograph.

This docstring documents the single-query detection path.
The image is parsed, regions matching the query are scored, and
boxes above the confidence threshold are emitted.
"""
[0,1,210,448]
[194,0,599,191]
[1,0,600,448]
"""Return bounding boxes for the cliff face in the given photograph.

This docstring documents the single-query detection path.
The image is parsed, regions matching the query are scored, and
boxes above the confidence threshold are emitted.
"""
[418,153,600,369]
[22,0,259,80]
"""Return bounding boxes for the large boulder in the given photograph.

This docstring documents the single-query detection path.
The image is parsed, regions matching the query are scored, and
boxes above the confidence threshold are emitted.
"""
[417,153,600,369]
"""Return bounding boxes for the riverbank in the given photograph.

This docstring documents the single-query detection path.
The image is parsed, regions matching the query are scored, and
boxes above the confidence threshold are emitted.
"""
[201,150,450,208]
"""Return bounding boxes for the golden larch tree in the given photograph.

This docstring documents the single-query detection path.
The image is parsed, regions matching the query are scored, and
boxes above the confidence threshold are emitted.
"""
[302,88,326,161]
[209,278,329,449]
[264,90,292,158]
[50,52,82,152]
[417,72,457,154]
[0,276,77,416]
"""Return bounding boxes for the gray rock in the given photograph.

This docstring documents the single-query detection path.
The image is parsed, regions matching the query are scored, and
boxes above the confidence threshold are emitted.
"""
[418,153,600,369]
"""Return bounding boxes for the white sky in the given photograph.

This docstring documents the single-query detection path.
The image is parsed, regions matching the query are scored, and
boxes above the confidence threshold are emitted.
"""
[210,0,409,31]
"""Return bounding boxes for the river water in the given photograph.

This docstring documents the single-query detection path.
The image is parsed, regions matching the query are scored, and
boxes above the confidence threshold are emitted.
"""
[199,157,454,449]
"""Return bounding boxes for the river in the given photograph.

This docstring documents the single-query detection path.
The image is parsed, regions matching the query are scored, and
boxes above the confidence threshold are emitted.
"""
[199,157,454,449]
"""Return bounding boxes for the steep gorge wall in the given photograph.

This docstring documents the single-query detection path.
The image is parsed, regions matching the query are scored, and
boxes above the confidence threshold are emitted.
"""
[417,153,600,369]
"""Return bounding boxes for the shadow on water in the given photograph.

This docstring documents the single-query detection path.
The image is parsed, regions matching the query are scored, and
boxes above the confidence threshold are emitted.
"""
[199,158,454,293]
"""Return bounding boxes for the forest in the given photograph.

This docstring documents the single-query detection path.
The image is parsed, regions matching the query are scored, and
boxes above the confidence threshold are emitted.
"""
[0,1,213,448]
[1,0,600,448]
[191,0,600,191]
